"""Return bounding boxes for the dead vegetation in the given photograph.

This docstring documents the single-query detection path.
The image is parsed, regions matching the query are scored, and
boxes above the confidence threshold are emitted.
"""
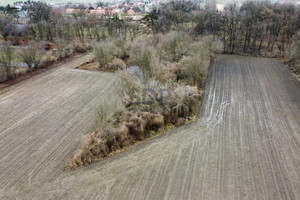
[287,31,300,82]
[93,39,128,71]
[19,42,43,70]
[0,45,14,80]
[65,110,165,170]
[0,38,94,85]
[65,31,223,170]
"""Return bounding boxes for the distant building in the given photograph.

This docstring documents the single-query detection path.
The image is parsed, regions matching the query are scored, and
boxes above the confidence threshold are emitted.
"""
[216,4,224,12]
[17,10,29,24]
[65,8,79,14]
[89,9,106,15]
[127,7,142,16]
[144,4,154,12]
[132,15,143,21]
[89,8,122,18]
[65,8,88,15]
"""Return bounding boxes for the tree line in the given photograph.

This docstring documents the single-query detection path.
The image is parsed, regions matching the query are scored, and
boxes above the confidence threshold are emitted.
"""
[202,2,299,54]
[1,0,300,56]
[1,1,144,43]
[143,1,300,55]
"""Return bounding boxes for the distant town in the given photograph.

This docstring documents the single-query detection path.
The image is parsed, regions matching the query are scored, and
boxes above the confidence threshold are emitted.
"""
[1,0,170,24]
[1,0,300,26]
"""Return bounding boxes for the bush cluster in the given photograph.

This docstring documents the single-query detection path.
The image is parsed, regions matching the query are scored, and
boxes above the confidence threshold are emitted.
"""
[0,39,94,83]
[93,39,128,71]
[288,31,300,75]
[66,31,223,170]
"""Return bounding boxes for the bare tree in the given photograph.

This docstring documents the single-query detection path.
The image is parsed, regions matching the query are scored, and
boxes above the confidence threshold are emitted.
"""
[160,0,196,28]
[193,1,300,54]
[19,42,42,70]
[24,2,54,41]
[289,31,300,73]
[27,2,53,23]
[0,14,11,32]
[143,9,159,34]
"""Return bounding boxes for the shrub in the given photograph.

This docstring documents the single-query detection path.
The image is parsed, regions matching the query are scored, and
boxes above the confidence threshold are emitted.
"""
[19,42,42,70]
[128,35,173,82]
[198,35,223,54]
[107,58,126,71]
[130,34,162,48]
[288,31,300,74]
[65,33,218,170]
[0,45,14,80]
[93,39,129,71]
[13,67,27,78]
[128,43,161,80]
[73,42,88,53]
[188,41,210,59]
[40,54,57,68]
[54,39,72,59]
[158,31,191,62]
[113,39,129,60]
[127,37,147,63]
[93,41,115,69]
[95,104,110,131]
[164,84,201,124]
[118,69,166,112]
[154,64,176,84]
[65,110,165,170]
[118,69,145,106]
[132,47,154,78]
[95,101,124,130]
[180,56,208,87]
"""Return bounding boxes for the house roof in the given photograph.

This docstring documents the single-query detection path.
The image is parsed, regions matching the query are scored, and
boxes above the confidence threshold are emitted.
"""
[65,8,79,14]
[90,9,105,15]
[90,8,120,16]
[65,8,88,14]
[132,7,142,13]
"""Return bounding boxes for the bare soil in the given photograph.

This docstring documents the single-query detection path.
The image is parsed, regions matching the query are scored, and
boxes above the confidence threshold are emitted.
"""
[0,55,299,199]
[76,59,121,72]
[76,59,99,71]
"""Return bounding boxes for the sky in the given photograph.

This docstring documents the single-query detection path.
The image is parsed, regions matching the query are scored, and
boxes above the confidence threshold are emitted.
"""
[0,0,236,7]
[0,0,108,6]
[1,0,296,8]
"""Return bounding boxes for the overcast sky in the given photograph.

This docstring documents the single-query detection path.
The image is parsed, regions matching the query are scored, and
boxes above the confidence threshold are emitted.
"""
[0,0,107,7]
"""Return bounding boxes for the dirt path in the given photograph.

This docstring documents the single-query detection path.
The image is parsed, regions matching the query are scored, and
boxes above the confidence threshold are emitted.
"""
[1,55,299,199]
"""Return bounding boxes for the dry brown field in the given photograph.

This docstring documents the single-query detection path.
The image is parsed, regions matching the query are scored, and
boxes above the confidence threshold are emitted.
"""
[0,55,299,199]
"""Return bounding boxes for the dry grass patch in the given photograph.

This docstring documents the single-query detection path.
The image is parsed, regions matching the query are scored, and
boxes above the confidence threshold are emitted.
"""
[65,109,166,170]
[65,32,219,170]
